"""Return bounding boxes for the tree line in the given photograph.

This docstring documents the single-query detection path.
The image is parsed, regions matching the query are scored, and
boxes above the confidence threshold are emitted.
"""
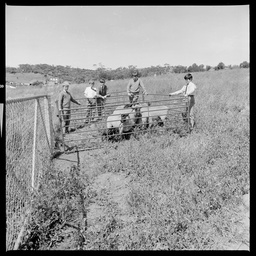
[6,61,250,84]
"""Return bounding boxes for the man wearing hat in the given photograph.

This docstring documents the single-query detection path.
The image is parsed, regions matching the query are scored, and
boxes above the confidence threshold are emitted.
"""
[97,78,110,118]
[127,71,147,104]
[58,81,81,134]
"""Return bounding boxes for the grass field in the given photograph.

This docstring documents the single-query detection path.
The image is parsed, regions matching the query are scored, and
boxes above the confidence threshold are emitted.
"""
[7,69,250,250]
[6,72,46,84]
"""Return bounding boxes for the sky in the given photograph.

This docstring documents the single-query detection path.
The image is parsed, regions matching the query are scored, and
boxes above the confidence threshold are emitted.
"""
[6,5,250,70]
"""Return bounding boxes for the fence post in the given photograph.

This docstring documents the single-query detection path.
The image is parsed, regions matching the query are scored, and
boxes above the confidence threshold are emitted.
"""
[44,96,54,154]
[31,99,38,190]
[55,100,65,153]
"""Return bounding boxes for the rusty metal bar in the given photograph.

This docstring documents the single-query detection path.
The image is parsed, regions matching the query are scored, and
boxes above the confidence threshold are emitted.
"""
[6,94,49,104]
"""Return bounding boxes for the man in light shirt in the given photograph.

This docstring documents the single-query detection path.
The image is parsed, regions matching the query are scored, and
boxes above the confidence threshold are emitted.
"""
[84,80,104,123]
[127,71,147,104]
[169,73,196,129]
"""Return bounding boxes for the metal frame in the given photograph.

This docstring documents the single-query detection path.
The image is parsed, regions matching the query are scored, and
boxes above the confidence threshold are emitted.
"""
[56,92,190,154]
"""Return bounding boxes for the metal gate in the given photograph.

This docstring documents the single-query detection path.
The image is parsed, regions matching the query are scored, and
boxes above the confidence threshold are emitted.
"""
[56,92,190,153]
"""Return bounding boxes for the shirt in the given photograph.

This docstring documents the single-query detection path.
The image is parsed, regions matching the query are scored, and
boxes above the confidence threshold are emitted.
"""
[98,84,108,97]
[171,82,196,96]
[84,86,97,98]
[127,78,147,95]
[58,90,79,110]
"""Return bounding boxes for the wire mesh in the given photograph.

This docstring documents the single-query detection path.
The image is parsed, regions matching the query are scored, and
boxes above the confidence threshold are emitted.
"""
[6,95,52,250]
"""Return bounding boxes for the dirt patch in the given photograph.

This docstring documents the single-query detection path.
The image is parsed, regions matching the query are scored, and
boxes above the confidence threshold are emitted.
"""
[52,149,132,249]
[88,172,132,224]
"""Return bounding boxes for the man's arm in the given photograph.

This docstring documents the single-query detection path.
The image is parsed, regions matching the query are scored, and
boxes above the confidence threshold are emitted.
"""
[70,94,81,105]
[169,86,185,96]
[127,80,132,94]
[139,79,147,95]
[105,86,110,97]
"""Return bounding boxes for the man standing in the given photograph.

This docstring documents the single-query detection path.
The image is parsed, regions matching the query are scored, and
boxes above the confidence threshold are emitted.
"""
[84,80,105,123]
[58,81,81,134]
[169,73,196,130]
[97,78,110,119]
[127,71,147,104]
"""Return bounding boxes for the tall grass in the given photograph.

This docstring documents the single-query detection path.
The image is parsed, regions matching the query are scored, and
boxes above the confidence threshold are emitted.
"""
[13,69,249,250]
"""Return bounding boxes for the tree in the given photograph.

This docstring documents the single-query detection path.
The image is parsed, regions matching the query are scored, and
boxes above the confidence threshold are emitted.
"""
[206,65,211,71]
[240,61,249,68]
[199,64,204,72]
[216,62,225,70]
[173,65,187,73]
[6,67,17,74]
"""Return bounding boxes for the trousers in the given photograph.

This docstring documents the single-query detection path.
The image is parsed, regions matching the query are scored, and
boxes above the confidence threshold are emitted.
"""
[129,93,140,104]
[62,109,71,133]
[182,96,195,128]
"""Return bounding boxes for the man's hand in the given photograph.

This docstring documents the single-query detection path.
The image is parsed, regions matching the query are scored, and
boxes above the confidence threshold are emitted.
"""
[128,92,132,96]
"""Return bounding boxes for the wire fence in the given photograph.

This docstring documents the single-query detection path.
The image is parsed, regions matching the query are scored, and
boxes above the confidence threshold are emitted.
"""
[6,95,54,250]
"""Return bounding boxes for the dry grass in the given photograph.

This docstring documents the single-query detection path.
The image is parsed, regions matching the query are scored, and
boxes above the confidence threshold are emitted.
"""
[10,69,249,250]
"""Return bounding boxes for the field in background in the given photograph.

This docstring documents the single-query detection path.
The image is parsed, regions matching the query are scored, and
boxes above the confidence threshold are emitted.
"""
[6,69,250,250]
[6,72,45,84]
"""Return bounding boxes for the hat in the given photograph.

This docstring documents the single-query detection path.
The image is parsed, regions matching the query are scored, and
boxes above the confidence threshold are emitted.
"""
[62,81,70,86]
[132,71,138,76]
[89,79,95,85]
[100,78,105,83]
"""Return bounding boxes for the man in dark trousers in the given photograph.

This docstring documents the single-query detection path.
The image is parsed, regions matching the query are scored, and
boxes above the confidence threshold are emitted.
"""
[58,81,81,134]
[127,71,147,104]
[96,78,110,119]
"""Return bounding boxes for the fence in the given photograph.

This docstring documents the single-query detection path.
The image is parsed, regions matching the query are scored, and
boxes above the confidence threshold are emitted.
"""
[6,92,190,249]
[6,95,54,250]
[56,92,190,153]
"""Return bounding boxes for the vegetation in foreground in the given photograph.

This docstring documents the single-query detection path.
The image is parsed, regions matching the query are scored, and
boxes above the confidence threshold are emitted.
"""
[14,69,249,250]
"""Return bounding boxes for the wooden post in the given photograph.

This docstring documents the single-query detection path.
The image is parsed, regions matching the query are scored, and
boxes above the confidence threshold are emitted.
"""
[44,96,54,154]
[31,99,38,190]
[37,101,51,150]
[55,100,65,153]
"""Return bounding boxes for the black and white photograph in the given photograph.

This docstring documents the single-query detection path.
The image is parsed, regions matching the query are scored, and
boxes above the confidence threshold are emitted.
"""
[6,5,249,250]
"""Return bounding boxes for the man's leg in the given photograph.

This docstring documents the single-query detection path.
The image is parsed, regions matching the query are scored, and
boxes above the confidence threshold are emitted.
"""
[133,95,139,104]
[85,102,92,123]
[63,110,70,133]
[129,94,134,104]
[188,98,195,129]
[189,105,195,129]
[97,101,102,117]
